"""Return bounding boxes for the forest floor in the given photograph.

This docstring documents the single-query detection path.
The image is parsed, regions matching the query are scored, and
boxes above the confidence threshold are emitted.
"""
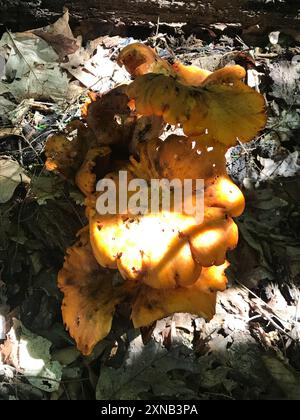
[0,11,300,400]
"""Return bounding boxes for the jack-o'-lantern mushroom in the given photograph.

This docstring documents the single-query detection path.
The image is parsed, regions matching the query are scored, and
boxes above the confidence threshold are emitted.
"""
[48,42,266,355]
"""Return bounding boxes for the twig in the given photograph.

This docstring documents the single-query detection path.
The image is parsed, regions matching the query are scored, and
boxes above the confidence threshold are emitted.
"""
[235,35,249,50]
[295,297,300,323]
[236,281,296,341]
[155,16,160,37]
[203,392,235,401]
[18,138,23,166]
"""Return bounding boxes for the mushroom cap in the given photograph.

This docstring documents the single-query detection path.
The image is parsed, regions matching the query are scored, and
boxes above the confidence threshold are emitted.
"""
[75,146,111,196]
[58,228,133,355]
[117,42,175,77]
[126,73,267,146]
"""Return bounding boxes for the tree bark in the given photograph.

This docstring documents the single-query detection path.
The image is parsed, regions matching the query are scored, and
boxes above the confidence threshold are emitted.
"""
[0,0,299,35]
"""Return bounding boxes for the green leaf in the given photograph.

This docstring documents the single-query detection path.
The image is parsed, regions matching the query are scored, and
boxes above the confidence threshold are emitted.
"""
[30,175,65,205]
[263,356,300,400]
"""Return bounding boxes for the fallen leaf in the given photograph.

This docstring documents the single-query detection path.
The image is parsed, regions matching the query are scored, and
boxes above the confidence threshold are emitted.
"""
[258,152,300,180]
[1,319,62,392]
[96,334,200,400]
[0,127,22,139]
[269,61,300,106]
[0,54,5,78]
[0,96,18,123]
[30,175,65,205]
[33,10,79,58]
[263,356,300,400]
[0,157,30,203]
[52,347,80,366]
[33,30,78,58]
[62,46,128,93]
[267,109,300,142]
[0,31,79,104]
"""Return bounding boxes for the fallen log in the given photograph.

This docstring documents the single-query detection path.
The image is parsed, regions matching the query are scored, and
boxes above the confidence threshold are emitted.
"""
[0,0,299,36]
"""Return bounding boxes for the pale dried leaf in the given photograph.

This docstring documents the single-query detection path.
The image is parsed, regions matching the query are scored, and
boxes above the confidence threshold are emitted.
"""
[0,31,79,103]
[269,61,300,105]
[96,335,200,400]
[258,152,300,181]
[1,319,62,392]
[0,158,30,203]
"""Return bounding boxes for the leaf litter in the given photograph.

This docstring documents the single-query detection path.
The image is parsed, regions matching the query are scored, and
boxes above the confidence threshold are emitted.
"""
[0,9,300,400]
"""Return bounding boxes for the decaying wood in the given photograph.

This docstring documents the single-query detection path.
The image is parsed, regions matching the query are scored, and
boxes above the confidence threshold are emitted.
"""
[0,0,299,35]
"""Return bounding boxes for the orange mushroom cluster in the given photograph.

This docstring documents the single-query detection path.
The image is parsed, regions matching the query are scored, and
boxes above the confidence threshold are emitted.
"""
[45,43,266,355]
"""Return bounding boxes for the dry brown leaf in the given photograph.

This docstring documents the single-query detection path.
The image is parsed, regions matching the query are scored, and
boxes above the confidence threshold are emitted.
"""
[33,10,79,58]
